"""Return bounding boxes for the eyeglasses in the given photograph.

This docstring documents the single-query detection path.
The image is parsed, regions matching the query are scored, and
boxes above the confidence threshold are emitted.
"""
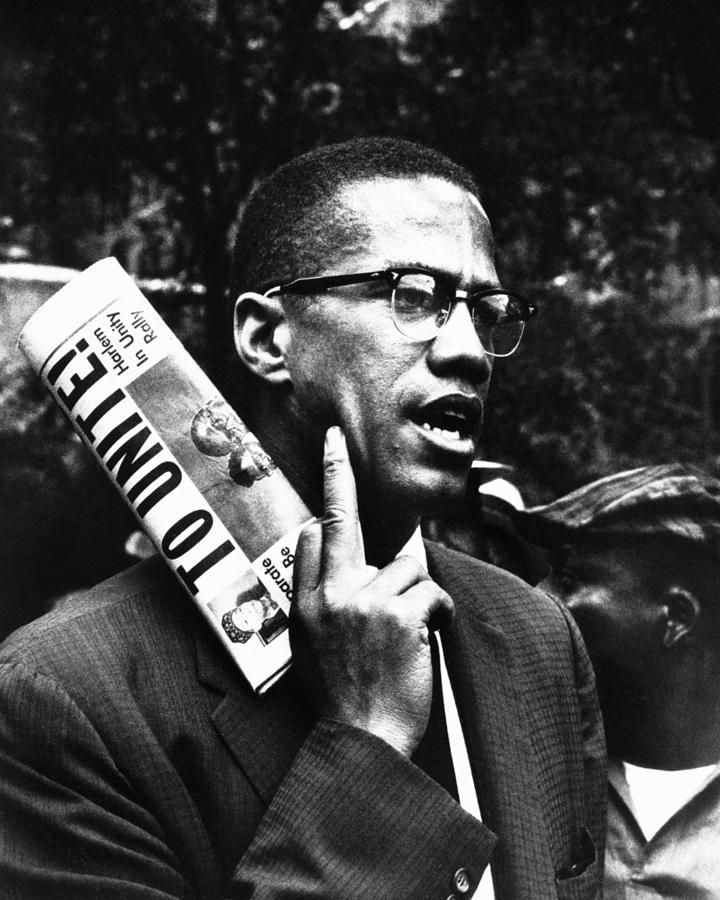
[264,267,537,356]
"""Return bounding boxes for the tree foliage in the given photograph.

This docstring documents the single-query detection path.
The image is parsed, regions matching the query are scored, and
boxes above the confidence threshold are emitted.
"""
[484,285,720,504]
[2,0,720,497]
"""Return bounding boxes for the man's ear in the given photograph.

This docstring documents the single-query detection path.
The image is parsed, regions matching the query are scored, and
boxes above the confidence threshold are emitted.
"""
[233,292,291,385]
[661,586,701,649]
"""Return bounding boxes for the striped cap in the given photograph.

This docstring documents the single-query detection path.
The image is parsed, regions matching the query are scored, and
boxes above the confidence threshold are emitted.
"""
[514,464,720,547]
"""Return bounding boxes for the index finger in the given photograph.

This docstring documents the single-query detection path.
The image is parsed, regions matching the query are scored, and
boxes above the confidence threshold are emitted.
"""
[321,426,366,581]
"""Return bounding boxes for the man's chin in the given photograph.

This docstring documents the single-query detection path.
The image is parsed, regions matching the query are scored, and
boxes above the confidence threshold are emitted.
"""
[358,449,473,524]
[408,466,471,517]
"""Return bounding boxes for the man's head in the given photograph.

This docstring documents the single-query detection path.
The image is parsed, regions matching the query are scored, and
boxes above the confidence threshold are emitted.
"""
[515,464,720,760]
[229,139,533,551]
[229,138,483,297]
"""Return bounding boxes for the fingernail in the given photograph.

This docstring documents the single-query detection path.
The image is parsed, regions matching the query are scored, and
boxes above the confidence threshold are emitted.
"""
[324,426,346,459]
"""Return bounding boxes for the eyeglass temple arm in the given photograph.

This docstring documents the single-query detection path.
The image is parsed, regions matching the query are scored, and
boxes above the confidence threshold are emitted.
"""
[269,271,390,295]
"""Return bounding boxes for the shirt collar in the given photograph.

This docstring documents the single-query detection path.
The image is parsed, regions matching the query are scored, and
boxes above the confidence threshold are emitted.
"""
[399,527,427,568]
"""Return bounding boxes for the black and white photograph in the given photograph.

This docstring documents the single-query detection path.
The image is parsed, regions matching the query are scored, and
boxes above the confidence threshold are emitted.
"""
[1,2,719,897]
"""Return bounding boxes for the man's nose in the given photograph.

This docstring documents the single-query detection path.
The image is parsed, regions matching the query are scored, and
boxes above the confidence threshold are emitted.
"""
[426,300,492,384]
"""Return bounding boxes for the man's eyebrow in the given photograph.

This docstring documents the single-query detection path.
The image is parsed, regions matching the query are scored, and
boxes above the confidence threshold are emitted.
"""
[394,263,501,290]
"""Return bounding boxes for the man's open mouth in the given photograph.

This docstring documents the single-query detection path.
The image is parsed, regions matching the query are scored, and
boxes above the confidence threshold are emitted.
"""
[412,395,482,444]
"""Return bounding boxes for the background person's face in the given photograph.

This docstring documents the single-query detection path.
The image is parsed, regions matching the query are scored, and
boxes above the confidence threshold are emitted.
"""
[282,175,498,522]
[539,542,660,687]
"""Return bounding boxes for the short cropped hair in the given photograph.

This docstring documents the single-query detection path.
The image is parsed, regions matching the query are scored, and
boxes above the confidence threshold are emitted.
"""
[229,137,481,300]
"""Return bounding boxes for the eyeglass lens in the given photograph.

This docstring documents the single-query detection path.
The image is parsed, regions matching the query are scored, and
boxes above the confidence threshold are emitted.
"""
[391,273,525,356]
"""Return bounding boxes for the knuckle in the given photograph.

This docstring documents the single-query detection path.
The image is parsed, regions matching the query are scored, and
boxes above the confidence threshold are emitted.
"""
[393,554,428,582]
[322,503,351,529]
[419,580,454,612]
[435,584,454,610]
[323,454,348,484]
[415,580,438,605]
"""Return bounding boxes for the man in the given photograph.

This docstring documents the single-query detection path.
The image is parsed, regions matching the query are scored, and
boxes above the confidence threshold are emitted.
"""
[515,463,720,899]
[0,138,605,898]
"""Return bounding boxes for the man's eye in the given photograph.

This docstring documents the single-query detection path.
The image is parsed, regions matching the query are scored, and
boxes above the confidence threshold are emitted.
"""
[394,273,445,313]
[394,286,438,312]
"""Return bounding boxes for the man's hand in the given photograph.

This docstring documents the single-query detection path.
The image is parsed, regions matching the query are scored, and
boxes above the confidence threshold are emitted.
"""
[290,426,454,757]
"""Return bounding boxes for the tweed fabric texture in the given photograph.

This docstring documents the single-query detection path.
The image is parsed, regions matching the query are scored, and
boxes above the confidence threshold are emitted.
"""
[0,545,605,899]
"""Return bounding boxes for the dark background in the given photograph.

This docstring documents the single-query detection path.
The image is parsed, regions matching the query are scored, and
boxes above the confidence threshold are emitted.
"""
[2,0,720,637]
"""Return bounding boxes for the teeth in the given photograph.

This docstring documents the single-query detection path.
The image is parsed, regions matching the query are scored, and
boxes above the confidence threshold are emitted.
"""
[421,422,462,441]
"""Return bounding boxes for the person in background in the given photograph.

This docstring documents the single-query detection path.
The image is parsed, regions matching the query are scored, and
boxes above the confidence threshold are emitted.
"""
[515,463,720,899]
[0,137,605,898]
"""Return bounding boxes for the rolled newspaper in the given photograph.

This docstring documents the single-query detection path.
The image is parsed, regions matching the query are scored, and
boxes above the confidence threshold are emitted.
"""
[18,258,314,693]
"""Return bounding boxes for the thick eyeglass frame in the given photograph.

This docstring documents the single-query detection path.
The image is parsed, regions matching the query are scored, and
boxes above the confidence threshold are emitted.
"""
[263,267,537,357]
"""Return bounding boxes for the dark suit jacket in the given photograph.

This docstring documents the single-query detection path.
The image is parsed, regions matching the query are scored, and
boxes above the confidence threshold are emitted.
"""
[0,542,605,899]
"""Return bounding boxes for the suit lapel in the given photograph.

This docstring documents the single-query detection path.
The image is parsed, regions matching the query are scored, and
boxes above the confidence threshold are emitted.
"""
[195,627,312,806]
[427,543,557,897]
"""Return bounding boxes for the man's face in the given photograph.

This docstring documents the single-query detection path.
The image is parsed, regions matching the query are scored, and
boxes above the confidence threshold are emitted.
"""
[282,175,498,521]
[539,542,660,685]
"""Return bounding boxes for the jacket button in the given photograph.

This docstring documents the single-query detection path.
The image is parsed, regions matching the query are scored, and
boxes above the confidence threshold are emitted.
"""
[453,867,473,893]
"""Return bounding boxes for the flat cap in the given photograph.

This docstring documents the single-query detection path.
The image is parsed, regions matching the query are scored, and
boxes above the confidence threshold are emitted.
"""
[514,463,720,547]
